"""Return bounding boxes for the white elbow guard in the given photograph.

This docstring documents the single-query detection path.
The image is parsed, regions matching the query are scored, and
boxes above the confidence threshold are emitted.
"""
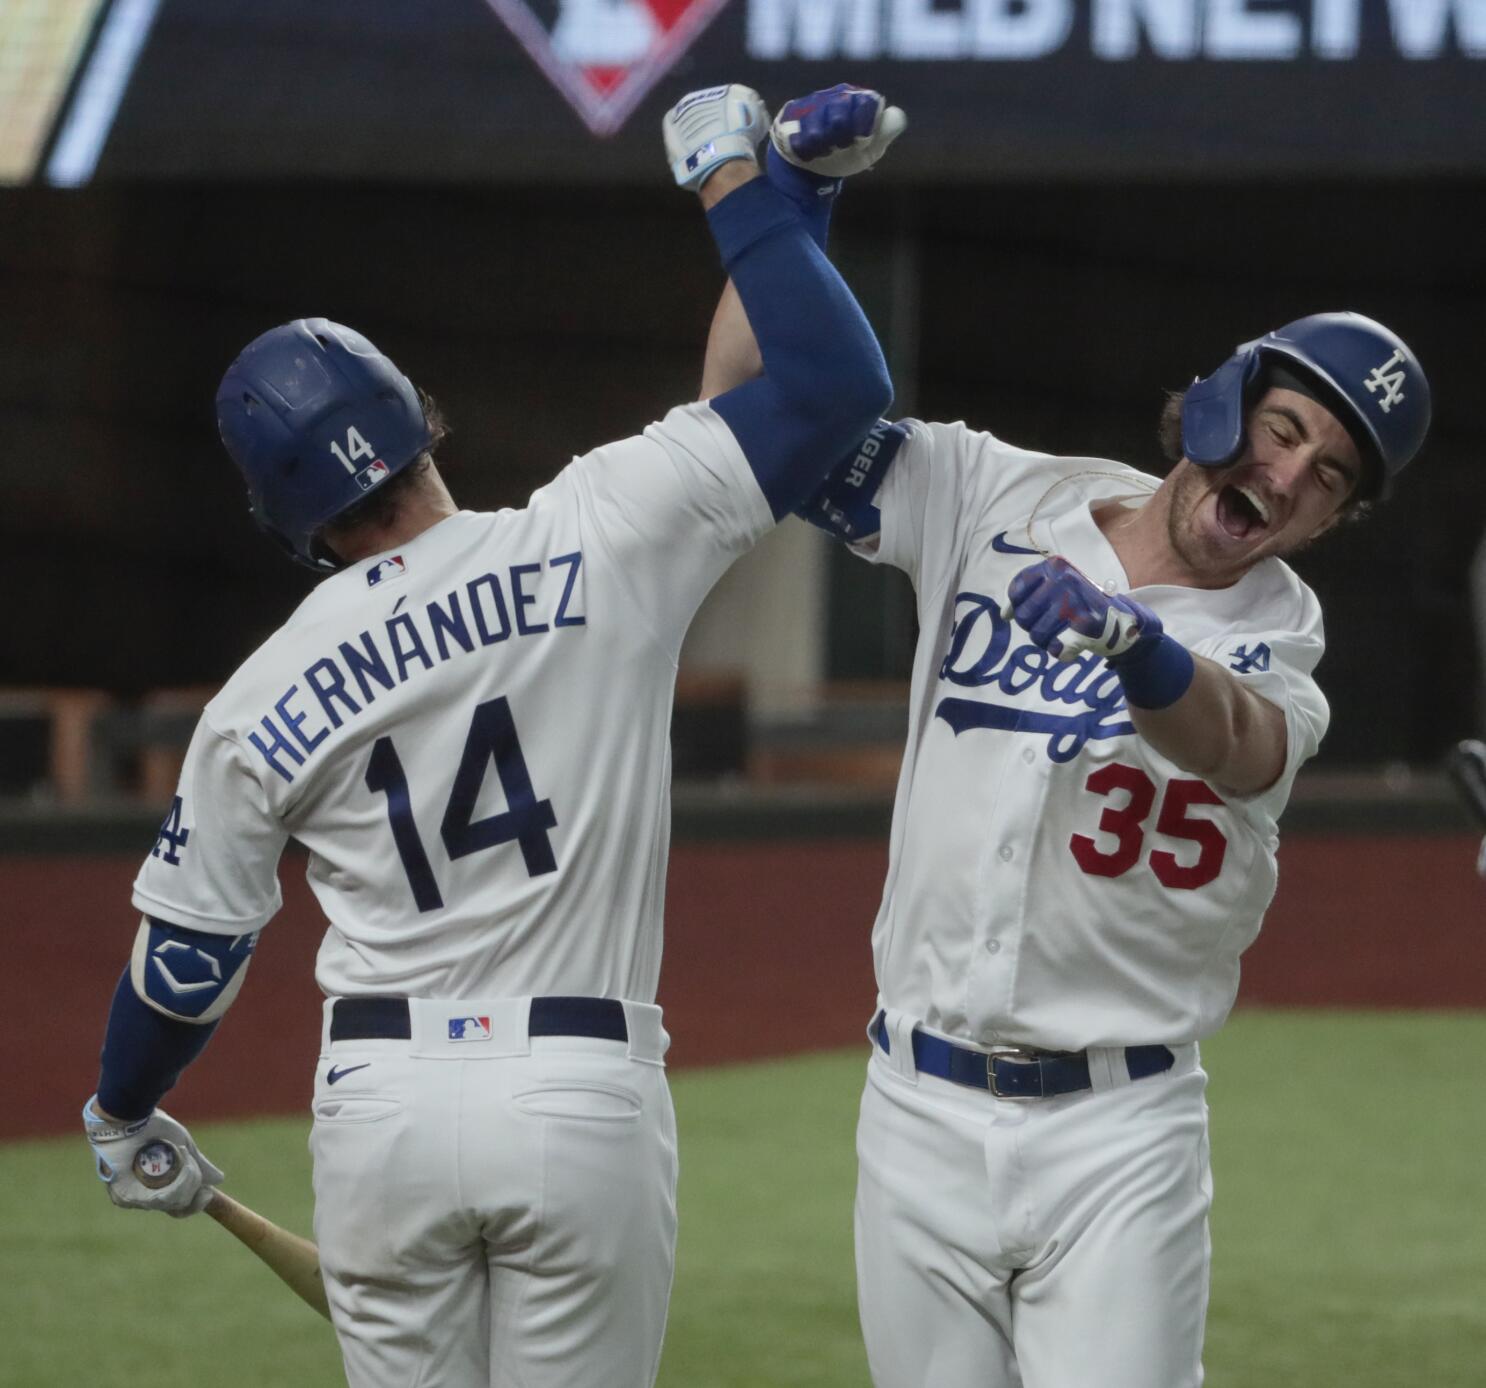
[129,916,258,1023]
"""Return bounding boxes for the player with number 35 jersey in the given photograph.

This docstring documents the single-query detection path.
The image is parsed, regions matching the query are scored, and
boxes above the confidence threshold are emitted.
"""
[703,85,1432,1388]
[859,426,1330,1048]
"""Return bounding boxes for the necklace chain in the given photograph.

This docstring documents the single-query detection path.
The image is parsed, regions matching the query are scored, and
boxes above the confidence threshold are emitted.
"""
[1021,469,1160,558]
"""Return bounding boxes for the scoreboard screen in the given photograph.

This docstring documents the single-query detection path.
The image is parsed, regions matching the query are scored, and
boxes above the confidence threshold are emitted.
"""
[9,0,1486,185]
[0,0,107,182]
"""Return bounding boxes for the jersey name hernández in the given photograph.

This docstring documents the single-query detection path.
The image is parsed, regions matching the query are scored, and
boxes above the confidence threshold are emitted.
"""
[132,403,772,1004]
[857,420,1329,1053]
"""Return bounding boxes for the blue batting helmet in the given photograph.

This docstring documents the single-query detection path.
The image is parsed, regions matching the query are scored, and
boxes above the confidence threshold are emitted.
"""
[216,319,433,571]
[1181,312,1430,500]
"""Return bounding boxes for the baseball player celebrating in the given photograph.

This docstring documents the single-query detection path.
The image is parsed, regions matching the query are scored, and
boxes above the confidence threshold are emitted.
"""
[81,86,892,1387]
[712,86,1430,1387]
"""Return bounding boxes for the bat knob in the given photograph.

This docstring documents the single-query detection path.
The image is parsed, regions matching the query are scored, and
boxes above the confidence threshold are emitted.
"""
[133,1139,182,1189]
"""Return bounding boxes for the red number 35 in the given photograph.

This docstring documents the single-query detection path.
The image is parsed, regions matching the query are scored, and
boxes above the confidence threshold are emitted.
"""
[1069,763,1227,889]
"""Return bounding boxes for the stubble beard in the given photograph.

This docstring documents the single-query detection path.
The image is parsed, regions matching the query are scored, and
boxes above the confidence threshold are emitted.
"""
[1162,464,1228,580]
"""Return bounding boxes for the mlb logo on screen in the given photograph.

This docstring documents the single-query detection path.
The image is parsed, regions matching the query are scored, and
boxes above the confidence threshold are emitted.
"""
[366,555,407,588]
[483,0,732,135]
[448,1016,493,1042]
[355,459,391,492]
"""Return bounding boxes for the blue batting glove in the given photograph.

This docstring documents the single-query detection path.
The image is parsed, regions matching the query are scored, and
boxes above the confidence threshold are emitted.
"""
[769,84,906,179]
[1001,557,1162,664]
[1000,557,1195,709]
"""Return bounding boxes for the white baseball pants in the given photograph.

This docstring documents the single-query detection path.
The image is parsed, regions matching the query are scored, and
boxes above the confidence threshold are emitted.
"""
[309,997,678,1388]
[855,1022,1212,1388]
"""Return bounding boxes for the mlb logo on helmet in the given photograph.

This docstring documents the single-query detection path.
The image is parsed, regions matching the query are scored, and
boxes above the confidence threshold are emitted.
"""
[355,459,391,492]
[448,1016,493,1042]
[366,555,407,588]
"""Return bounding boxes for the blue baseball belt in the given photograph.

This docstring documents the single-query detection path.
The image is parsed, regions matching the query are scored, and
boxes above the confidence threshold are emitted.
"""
[872,1011,1174,1099]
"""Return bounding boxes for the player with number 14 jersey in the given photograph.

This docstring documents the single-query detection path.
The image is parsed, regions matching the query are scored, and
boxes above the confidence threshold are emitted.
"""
[133,428,743,1005]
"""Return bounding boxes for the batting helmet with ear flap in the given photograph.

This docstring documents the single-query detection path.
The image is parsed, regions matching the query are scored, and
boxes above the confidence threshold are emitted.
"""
[215,319,433,571]
[1181,312,1430,500]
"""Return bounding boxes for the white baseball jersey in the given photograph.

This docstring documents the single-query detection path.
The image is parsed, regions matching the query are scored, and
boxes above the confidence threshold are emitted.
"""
[132,401,772,1002]
[857,420,1329,1051]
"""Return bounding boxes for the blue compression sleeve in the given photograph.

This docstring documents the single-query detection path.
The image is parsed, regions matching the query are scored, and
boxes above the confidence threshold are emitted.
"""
[97,969,218,1120]
[705,178,890,518]
[765,144,840,252]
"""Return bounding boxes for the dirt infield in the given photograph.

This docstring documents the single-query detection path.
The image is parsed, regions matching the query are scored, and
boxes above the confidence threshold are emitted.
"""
[5,833,1482,1139]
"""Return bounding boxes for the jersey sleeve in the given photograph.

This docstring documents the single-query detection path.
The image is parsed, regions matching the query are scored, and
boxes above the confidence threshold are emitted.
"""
[565,400,777,659]
[1190,622,1330,828]
[855,419,988,602]
[131,716,288,936]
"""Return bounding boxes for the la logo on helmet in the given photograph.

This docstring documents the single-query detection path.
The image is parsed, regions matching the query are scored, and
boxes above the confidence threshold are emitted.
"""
[1364,351,1408,413]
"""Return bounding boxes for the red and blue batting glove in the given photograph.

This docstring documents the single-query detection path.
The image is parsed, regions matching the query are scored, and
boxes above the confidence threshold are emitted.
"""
[1001,557,1195,709]
[769,84,906,179]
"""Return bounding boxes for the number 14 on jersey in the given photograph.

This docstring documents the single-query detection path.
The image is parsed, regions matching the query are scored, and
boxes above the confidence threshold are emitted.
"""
[365,697,557,913]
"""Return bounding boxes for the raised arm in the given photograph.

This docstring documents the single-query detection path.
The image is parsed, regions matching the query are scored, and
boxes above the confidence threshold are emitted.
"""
[666,84,897,516]
[699,278,760,402]
[671,85,904,511]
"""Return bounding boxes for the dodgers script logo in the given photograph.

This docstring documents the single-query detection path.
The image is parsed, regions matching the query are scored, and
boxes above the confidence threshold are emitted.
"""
[934,591,1134,762]
[483,0,732,135]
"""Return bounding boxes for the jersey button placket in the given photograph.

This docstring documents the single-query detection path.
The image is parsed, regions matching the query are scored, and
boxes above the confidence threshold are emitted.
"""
[971,742,1047,1039]
[965,741,1019,1029]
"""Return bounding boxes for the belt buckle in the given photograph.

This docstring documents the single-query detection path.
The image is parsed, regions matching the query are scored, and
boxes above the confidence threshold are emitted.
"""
[986,1046,1041,1099]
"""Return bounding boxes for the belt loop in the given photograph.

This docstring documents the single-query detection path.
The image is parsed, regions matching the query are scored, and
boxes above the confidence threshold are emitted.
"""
[1086,1046,1120,1092]
[621,1001,669,1065]
[878,1007,920,1084]
[320,997,337,1054]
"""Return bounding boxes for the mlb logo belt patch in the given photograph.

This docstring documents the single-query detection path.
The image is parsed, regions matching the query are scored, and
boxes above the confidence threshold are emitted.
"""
[448,1015,493,1042]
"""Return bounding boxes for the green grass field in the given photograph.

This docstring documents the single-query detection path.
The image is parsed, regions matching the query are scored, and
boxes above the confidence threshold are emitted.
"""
[4,1011,1483,1386]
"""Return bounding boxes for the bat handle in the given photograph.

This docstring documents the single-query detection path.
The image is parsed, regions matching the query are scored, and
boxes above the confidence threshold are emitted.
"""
[132,1139,184,1190]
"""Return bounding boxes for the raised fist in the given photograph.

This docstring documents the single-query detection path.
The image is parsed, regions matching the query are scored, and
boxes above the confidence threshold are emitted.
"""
[1000,557,1162,665]
[663,84,771,191]
[770,84,907,179]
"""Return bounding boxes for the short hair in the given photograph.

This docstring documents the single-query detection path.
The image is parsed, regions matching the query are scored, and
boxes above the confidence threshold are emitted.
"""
[323,390,450,542]
[1156,390,1373,525]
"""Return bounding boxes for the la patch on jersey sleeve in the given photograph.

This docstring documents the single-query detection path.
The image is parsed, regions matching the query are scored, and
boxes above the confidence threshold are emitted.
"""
[132,717,289,935]
[1195,624,1330,826]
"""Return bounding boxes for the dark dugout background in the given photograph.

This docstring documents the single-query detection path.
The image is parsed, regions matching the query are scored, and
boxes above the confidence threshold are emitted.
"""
[3,0,1484,765]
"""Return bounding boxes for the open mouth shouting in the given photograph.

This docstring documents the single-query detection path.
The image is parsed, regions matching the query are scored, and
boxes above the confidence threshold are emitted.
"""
[1215,482,1272,541]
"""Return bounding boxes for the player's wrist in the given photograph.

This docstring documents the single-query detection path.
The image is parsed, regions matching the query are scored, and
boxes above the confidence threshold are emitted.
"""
[764,144,839,252]
[696,160,760,210]
[1110,631,1195,710]
[83,1096,149,1139]
[766,142,841,200]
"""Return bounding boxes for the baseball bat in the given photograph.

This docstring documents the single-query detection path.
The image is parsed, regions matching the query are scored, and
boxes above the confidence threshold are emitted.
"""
[133,1141,331,1321]
[1446,740,1486,829]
